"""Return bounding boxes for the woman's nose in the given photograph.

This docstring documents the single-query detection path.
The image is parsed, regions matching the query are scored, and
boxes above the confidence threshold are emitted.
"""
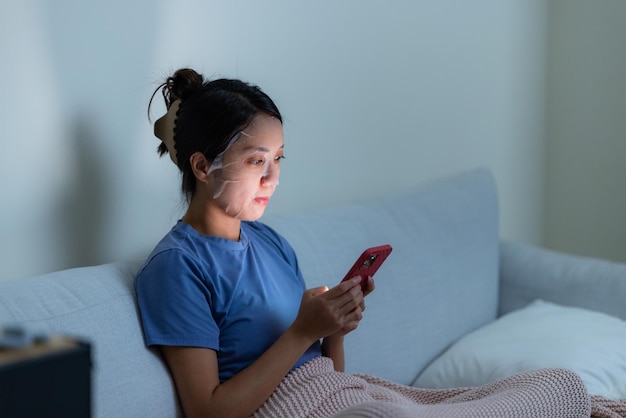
[261,162,280,187]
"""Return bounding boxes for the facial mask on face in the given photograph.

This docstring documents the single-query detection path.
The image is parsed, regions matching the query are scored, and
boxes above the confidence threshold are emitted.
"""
[206,116,281,220]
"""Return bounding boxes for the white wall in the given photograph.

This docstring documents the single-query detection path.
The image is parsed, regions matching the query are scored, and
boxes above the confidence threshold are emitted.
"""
[0,0,547,281]
[545,0,626,263]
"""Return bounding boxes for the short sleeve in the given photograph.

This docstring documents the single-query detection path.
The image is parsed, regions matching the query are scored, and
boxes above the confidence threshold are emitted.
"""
[135,249,220,349]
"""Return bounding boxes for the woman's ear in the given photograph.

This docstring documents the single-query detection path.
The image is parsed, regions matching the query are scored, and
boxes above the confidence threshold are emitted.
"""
[189,152,212,182]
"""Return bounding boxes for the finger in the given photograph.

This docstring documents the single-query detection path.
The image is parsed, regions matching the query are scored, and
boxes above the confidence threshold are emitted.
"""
[326,278,361,299]
[336,288,364,316]
[340,320,359,335]
[344,306,363,326]
[362,276,375,296]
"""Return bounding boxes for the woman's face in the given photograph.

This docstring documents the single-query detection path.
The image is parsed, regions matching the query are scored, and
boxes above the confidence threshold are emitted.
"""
[207,114,284,221]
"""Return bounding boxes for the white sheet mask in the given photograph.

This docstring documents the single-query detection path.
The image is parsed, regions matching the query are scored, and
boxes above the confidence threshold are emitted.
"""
[205,115,282,219]
[206,131,246,177]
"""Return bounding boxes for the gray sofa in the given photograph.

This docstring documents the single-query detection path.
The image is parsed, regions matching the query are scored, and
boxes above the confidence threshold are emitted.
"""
[1,168,625,417]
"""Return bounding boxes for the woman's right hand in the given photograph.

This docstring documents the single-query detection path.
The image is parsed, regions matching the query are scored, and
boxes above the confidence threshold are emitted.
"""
[291,278,365,342]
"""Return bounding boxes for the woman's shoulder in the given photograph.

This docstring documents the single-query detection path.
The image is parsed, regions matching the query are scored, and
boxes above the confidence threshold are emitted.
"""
[144,222,190,256]
[136,222,201,277]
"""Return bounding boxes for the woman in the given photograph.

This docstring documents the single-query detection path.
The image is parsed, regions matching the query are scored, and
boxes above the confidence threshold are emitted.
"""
[135,68,373,418]
[136,68,619,418]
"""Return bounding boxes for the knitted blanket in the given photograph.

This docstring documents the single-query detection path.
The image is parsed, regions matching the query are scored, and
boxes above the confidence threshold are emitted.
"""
[252,357,626,418]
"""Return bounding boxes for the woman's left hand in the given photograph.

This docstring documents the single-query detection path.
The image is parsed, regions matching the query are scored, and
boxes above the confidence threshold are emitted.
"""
[334,276,375,336]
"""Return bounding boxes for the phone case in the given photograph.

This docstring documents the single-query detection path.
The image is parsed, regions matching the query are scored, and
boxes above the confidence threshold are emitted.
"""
[341,244,393,290]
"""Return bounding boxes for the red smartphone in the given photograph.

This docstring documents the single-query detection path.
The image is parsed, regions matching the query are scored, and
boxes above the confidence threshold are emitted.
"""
[341,244,393,290]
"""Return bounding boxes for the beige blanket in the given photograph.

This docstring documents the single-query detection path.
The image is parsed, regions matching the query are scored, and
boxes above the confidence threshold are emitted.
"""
[252,357,626,418]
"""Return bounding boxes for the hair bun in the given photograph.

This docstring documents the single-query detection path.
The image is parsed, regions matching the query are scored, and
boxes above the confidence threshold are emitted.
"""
[166,68,204,104]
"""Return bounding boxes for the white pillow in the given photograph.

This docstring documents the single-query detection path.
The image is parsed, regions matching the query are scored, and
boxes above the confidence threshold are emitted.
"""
[413,299,626,400]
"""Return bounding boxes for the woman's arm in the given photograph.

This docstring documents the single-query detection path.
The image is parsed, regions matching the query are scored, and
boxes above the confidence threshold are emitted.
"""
[321,334,346,371]
[161,278,365,418]
[162,326,314,418]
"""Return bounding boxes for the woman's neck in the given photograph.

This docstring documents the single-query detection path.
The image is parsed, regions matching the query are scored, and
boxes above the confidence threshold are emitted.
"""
[182,199,241,241]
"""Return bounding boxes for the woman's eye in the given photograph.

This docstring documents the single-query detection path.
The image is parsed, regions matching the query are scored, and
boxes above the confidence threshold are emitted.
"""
[246,155,284,167]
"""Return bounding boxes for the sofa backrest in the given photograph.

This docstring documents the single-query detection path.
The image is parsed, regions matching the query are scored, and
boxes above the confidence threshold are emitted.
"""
[263,168,500,385]
[0,168,500,417]
[0,260,182,418]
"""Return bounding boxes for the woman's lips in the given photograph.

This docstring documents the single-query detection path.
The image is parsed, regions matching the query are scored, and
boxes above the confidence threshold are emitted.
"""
[254,196,270,205]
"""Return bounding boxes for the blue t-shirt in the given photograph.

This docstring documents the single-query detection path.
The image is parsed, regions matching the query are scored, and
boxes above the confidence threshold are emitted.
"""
[135,220,322,382]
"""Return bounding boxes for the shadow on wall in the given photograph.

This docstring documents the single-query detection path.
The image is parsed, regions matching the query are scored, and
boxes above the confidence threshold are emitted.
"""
[56,115,107,269]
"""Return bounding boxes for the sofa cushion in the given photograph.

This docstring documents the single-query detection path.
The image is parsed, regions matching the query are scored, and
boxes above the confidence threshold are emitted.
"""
[413,299,626,400]
[264,168,500,385]
[0,260,181,418]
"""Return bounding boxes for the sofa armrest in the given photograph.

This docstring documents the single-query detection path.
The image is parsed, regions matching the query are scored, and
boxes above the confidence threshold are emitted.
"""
[499,240,626,320]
